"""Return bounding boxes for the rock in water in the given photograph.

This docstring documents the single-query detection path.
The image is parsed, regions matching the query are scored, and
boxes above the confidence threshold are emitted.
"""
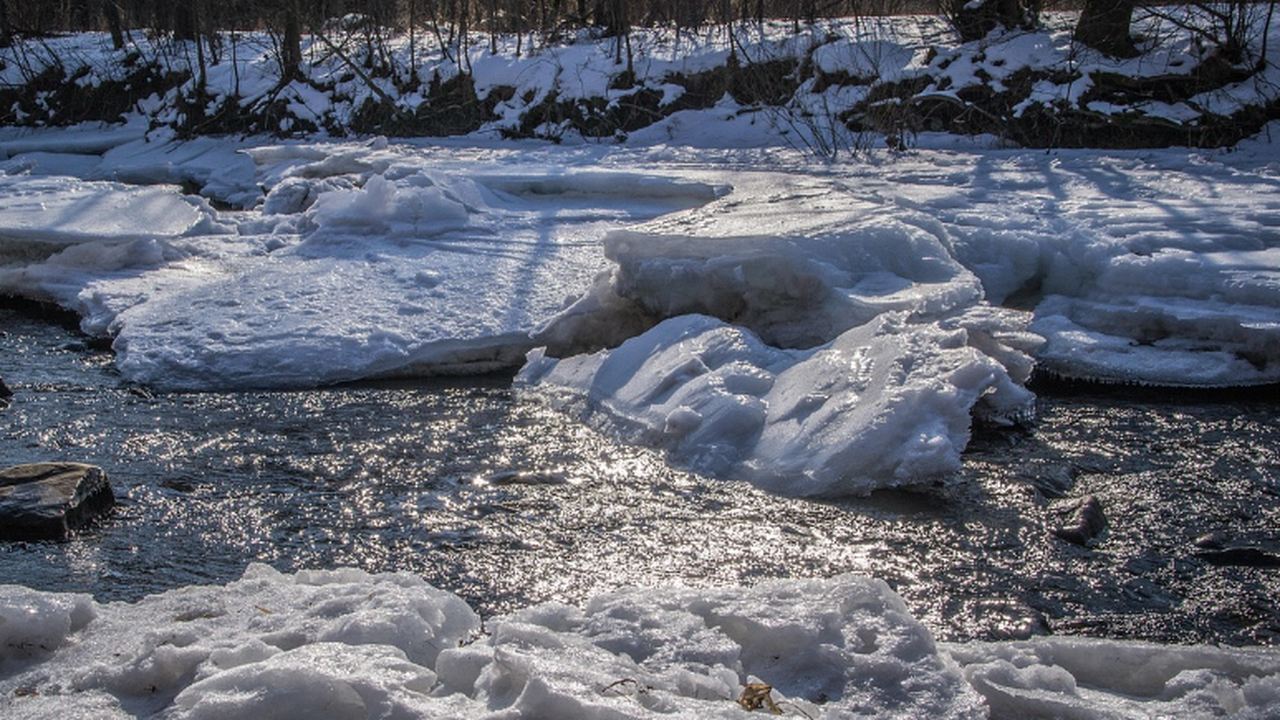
[0,463,115,541]
[0,373,11,402]
[1052,495,1108,546]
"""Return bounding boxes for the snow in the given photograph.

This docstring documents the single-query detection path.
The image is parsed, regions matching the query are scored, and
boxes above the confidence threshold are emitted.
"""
[0,174,212,248]
[1,567,1276,719]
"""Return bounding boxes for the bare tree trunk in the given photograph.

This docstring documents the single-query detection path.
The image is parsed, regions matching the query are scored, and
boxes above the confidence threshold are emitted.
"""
[173,2,198,41]
[104,1,126,49]
[408,0,417,76]
[0,0,11,49]
[70,0,93,29]
[280,1,304,83]
[1074,0,1136,57]
[152,0,174,36]
[459,0,472,74]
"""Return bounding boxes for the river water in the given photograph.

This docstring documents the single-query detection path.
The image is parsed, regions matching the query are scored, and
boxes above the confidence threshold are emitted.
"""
[2,306,1277,646]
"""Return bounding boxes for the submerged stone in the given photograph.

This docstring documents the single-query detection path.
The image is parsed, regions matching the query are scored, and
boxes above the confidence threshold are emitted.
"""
[1196,547,1280,568]
[1052,495,1108,546]
[0,462,115,541]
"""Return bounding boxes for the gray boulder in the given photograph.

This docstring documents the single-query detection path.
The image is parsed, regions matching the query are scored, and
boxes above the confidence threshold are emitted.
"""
[0,463,115,541]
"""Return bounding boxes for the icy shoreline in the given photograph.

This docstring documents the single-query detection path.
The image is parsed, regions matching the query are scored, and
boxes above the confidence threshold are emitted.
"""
[1,566,1276,719]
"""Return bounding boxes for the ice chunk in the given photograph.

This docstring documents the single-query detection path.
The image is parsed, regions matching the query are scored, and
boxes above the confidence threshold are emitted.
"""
[0,175,212,249]
[540,178,985,352]
[94,133,261,209]
[0,586,96,673]
[935,152,1280,388]
[519,312,1034,496]
[300,173,472,239]
[1030,247,1280,386]
[948,636,1280,719]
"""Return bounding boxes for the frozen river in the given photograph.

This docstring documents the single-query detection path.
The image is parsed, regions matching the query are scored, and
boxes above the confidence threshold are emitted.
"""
[4,306,1277,647]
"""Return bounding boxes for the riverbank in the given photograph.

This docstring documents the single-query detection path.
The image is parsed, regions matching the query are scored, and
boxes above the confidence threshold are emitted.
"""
[2,11,1278,151]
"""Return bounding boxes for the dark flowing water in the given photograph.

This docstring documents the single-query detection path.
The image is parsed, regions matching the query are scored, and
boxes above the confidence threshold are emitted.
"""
[2,307,1278,646]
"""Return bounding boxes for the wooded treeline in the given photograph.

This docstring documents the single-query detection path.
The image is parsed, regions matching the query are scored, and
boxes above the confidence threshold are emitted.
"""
[3,2,1258,62]
[2,1,943,45]
[1,2,1274,148]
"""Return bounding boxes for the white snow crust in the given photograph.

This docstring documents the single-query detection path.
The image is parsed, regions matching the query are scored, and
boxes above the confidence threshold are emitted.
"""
[1,567,1276,719]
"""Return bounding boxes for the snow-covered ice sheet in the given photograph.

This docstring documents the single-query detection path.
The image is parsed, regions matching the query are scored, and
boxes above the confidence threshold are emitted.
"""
[0,174,214,251]
[1,137,721,389]
[4,133,1278,392]
[1,567,1276,719]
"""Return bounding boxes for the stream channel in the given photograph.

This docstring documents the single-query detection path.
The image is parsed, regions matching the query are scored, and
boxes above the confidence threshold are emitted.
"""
[2,306,1278,646]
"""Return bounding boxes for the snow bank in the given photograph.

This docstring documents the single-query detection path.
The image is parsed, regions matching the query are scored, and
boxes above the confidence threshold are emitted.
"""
[0,566,478,720]
[2,567,1276,719]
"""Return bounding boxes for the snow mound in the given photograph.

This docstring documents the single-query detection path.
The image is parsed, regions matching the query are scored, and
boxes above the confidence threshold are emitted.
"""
[2,567,1277,719]
[519,312,1034,496]
[0,566,478,719]
[536,172,986,353]
[0,586,96,674]
[438,575,987,719]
